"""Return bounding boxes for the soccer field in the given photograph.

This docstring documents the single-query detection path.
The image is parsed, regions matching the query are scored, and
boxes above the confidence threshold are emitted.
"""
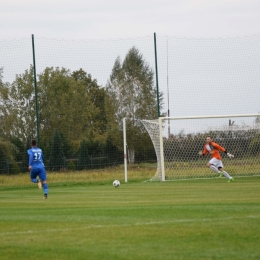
[0,178,260,260]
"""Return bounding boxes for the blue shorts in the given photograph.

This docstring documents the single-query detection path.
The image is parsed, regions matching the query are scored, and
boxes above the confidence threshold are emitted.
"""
[30,165,47,181]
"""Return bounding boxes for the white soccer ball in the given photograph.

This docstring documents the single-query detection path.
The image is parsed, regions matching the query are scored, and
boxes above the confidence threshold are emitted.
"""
[113,180,120,187]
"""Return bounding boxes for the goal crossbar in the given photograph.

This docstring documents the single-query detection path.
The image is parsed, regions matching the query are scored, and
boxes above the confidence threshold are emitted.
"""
[159,113,260,121]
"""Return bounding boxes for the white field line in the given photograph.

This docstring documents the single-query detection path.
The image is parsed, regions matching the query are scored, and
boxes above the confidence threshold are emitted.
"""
[0,215,259,236]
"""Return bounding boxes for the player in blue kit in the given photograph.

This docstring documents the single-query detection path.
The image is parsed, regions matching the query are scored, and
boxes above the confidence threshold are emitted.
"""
[27,139,48,199]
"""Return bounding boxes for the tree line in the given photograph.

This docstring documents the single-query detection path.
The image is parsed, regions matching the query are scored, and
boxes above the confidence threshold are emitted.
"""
[0,47,162,173]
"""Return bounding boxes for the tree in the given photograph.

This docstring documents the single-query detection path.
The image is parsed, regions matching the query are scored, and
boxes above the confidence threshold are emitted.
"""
[0,66,36,141]
[0,66,108,154]
[255,113,260,127]
[0,67,7,102]
[10,137,24,161]
[38,67,100,143]
[48,129,67,171]
[106,47,163,163]
[78,139,91,170]
[0,138,19,174]
[71,69,107,137]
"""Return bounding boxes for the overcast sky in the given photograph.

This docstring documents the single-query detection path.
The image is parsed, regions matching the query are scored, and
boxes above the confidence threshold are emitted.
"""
[1,0,260,40]
[1,0,260,125]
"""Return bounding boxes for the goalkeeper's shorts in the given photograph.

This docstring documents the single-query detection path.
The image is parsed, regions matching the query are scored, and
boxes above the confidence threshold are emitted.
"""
[209,158,224,169]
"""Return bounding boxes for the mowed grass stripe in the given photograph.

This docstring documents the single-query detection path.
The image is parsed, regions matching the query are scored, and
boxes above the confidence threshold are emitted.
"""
[1,214,260,237]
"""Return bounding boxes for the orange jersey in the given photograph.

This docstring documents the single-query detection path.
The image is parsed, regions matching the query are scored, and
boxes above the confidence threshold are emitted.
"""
[203,142,226,160]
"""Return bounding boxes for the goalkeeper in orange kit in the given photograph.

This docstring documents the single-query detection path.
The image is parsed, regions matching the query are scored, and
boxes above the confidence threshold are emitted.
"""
[199,136,234,182]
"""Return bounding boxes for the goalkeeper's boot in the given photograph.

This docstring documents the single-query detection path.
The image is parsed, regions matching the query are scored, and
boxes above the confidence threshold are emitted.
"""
[37,179,42,189]
[218,172,223,178]
[228,178,234,183]
[43,194,48,199]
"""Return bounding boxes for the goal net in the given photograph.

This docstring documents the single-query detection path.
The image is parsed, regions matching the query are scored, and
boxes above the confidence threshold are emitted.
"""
[141,114,260,181]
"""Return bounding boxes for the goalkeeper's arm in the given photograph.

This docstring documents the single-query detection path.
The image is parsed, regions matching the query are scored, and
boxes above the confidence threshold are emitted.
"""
[223,150,234,158]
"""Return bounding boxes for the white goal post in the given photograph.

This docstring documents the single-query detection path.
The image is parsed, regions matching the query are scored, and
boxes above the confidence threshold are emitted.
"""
[141,114,260,181]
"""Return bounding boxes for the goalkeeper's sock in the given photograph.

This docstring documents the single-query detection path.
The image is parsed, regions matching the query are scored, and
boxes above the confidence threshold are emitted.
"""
[31,178,38,183]
[223,171,232,179]
[210,165,221,174]
[43,183,48,195]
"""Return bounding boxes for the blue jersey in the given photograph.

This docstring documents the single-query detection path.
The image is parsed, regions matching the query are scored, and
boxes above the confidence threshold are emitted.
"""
[27,147,45,167]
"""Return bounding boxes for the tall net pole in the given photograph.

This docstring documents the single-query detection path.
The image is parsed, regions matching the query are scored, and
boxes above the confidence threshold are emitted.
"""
[31,34,40,145]
[154,32,160,118]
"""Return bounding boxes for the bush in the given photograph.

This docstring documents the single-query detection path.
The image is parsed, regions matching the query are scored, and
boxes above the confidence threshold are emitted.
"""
[68,161,76,171]
[249,134,260,155]
[78,139,91,170]
[21,138,31,172]
[11,161,20,174]
[0,149,9,174]
[48,129,67,171]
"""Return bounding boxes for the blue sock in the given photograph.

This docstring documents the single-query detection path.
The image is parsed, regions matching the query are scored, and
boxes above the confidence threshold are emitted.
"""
[31,178,38,183]
[43,183,48,195]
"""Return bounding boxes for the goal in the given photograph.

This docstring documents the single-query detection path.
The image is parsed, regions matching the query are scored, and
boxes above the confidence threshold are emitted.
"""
[141,114,260,181]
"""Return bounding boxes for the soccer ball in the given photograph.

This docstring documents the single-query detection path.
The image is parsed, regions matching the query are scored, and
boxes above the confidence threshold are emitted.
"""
[113,180,120,187]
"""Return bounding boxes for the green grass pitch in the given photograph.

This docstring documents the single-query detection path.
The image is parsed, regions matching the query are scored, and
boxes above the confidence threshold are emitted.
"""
[0,177,260,260]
